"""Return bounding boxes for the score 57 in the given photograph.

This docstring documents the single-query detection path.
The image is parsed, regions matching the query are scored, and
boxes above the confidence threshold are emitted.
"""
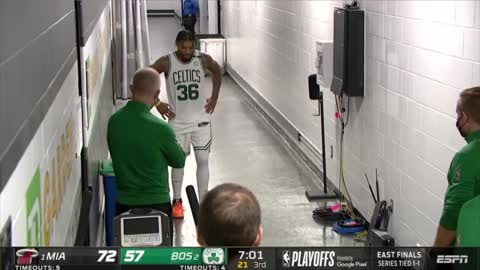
[123,250,145,263]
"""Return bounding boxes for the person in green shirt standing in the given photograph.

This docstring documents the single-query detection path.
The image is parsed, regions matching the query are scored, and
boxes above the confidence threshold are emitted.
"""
[107,67,186,235]
[457,195,480,246]
[434,87,480,247]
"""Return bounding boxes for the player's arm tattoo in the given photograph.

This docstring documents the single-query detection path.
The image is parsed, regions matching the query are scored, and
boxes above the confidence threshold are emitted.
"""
[150,56,170,76]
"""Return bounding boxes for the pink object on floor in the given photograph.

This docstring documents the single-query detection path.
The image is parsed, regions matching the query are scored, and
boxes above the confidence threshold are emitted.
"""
[329,203,341,212]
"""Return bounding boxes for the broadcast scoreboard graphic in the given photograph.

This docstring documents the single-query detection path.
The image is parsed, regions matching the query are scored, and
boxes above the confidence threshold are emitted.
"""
[6,247,480,270]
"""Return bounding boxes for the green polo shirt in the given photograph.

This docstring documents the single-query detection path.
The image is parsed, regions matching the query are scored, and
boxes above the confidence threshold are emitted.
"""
[457,195,480,246]
[107,101,186,205]
[439,131,480,231]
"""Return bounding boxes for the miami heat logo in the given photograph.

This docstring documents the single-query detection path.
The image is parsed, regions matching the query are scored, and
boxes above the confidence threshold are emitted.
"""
[16,248,39,265]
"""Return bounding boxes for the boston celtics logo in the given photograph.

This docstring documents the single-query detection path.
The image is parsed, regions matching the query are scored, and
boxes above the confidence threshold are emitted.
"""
[202,248,225,265]
[456,168,462,182]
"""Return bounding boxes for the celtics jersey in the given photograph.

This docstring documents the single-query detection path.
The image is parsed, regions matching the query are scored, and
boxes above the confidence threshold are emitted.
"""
[165,50,210,134]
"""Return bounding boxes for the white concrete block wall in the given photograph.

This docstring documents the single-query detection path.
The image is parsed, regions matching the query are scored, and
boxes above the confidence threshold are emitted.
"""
[208,0,218,34]
[222,0,480,246]
[146,0,178,10]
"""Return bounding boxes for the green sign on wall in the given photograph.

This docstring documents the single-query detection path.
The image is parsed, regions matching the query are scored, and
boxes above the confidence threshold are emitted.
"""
[26,168,42,246]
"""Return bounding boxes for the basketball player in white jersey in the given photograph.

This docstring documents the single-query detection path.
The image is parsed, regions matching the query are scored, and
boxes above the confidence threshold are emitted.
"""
[150,30,222,218]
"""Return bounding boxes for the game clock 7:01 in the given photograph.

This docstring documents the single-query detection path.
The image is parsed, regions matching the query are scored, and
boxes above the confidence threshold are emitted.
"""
[238,250,264,260]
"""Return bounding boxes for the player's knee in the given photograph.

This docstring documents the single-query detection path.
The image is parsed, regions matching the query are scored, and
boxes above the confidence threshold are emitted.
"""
[195,151,209,166]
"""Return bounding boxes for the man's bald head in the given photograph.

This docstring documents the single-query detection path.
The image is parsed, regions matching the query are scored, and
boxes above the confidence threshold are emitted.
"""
[197,183,262,246]
[131,67,160,96]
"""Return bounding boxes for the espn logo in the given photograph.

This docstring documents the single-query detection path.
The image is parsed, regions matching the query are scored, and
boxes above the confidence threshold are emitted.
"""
[436,255,468,264]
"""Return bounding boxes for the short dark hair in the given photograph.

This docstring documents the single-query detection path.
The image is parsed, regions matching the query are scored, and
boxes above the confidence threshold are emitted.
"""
[131,67,159,95]
[459,87,480,123]
[198,183,261,246]
[175,30,195,45]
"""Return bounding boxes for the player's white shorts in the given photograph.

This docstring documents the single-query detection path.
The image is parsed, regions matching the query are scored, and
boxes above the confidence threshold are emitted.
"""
[175,122,212,156]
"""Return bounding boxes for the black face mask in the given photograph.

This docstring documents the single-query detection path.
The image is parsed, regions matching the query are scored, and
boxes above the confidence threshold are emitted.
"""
[456,114,467,138]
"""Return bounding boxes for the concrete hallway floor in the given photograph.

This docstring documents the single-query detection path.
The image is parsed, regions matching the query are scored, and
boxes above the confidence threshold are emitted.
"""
[147,17,359,247]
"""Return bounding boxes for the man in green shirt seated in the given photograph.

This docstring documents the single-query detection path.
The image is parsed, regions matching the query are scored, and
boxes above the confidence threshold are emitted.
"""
[107,67,186,234]
[434,86,480,247]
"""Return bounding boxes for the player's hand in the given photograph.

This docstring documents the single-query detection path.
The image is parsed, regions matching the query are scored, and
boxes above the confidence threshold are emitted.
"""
[205,96,218,114]
[155,100,175,119]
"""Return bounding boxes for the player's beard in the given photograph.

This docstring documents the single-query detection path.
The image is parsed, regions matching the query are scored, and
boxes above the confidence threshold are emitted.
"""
[181,53,193,62]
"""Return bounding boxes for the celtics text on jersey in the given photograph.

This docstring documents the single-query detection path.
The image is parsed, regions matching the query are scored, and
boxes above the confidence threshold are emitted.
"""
[165,50,210,134]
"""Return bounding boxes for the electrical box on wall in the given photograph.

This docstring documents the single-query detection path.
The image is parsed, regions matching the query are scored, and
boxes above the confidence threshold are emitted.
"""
[316,41,334,89]
[331,7,365,97]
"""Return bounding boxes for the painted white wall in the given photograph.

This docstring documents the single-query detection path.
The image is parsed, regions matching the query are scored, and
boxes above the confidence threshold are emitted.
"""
[174,1,182,18]
[222,0,480,246]
[199,0,208,33]
[83,3,113,145]
[0,2,115,247]
[208,0,218,34]
[146,0,177,10]
[0,64,83,246]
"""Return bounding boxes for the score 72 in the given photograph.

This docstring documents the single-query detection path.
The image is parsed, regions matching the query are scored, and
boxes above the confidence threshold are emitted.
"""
[97,250,118,263]
[124,250,145,263]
